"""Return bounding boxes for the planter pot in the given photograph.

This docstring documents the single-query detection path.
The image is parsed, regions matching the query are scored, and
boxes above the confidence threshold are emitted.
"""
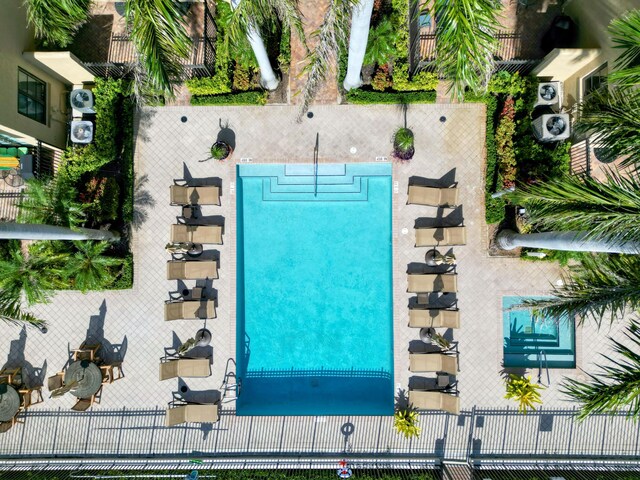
[211,141,232,161]
[393,144,415,161]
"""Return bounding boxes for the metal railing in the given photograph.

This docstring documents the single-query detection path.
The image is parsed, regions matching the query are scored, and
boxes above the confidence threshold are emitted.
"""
[537,350,550,386]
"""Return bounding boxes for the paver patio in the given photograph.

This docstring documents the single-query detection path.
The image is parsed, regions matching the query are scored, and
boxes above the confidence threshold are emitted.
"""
[0,103,634,459]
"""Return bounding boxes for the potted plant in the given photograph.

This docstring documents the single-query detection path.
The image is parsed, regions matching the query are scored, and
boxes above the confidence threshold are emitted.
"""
[210,141,232,161]
[393,127,415,160]
[504,374,544,414]
[394,406,421,438]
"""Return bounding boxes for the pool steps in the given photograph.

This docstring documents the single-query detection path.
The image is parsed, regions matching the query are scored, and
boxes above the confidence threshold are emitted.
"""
[239,163,390,202]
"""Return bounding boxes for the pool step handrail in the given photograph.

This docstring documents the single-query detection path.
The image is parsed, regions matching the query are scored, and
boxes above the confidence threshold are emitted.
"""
[313,132,319,197]
[537,350,550,386]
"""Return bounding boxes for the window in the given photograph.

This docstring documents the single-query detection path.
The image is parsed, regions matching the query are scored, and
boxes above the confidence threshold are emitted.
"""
[582,63,607,98]
[17,69,46,124]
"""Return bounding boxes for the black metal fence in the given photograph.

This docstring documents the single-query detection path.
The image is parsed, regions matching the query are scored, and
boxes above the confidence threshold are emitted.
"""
[81,2,216,80]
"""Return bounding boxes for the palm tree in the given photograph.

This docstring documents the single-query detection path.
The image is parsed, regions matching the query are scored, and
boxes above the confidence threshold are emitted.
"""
[608,9,640,88]
[17,178,85,228]
[24,0,92,48]
[561,321,640,420]
[575,87,640,171]
[298,0,355,120]
[508,170,640,247]
[434,0,501,100]
[343,0,375,91]
[125,0,192,99]
[515,254,640,326]
[0,249,66,306]
[0,296,45,329]
[228,0,306,90]
[62,241,124,293]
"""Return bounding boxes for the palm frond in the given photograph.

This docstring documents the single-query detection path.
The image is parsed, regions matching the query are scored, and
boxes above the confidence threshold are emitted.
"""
[296,0,355,121]
[575,87,640,170]
[125,0,192,98]
[433,0,501,100]
[63,241,123,293]
[608,9,640,88]
[560,320,640,420]
[24,0,92,47]
[515,254,640,326]
[228,0,307,55]
[17,178,86,228]
[509,169,640,246]
[0,293,46,329]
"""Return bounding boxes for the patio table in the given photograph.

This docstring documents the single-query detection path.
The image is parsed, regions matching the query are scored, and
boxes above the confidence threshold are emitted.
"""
[0,384,20,422]
[64,361,102,398]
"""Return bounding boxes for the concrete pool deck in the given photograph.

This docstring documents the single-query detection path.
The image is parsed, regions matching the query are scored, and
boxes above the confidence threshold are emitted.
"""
[0,104,633,460]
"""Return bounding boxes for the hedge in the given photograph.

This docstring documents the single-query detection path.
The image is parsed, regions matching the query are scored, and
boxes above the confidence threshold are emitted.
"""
[345,89,437,104]
[190,91,268,106]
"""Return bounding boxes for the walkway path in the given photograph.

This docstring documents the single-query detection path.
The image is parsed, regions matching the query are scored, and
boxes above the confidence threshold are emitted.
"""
[288,0,339,105]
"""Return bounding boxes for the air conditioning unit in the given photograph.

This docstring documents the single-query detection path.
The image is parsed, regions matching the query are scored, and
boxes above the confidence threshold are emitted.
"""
[535,81,562,109]
[70,89,94,114]
[532,113,571,142]
[70,120,94,144]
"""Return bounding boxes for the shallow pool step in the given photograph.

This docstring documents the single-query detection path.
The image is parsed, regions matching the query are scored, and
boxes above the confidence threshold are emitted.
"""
[262,178,369,201]
[507,337,559,347]
[269,176,363,193]
[503,352,576,369]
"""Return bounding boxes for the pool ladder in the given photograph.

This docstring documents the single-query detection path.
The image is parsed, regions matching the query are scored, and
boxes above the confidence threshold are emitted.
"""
[537,350,550,386]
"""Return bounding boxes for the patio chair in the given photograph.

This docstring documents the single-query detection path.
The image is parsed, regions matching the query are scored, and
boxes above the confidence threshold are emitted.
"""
[170,224,223,244]
[18,387,44,410]
[0,415,23,433]
[159,358,211,381]
[72,341,101,361]
[167,260,218,280]
[165,402,220,426]
[164,300,216,321]
[415,226,467,247]
[408,390,460,415]
[47,372,65,393]
[71,386,102,412]
[409,353,459,375]
[409,308,460,328]
[170,185,220,206]
[407,274,457,293]
[0,367,22,386]
[407,185,458,207]
[100,362,125,384]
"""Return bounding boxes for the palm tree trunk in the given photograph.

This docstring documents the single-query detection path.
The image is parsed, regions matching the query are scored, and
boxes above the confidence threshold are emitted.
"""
[496,229,640,254]
[0,223,119,241]
[343,0,374,91]
[230,0,280,90]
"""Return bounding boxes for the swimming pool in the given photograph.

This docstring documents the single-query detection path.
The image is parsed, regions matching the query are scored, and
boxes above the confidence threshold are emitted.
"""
[503,296,575,368]
[236,163,394,415]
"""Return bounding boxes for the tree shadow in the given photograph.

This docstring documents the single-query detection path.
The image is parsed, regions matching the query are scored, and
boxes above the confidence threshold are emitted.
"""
[132,173,156,231]
[216,119,236,150]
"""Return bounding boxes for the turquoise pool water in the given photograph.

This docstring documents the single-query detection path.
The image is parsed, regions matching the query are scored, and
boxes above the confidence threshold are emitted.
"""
[236,163,394,415]
[503,296,575,368]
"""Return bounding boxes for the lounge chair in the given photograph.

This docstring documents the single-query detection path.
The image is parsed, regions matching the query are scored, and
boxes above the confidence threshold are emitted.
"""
[170,224,223,244]
[167,260,218,280]
[409,353,458,374]
[47,372,65,394]
[407,185,458,207]
[409,309,460,328]
[164,300,216,321]
[415,226,467,247]
[407,274,457,293]
[165,402,219,426]
[409,390,460,415]
[170,185,220,206]
[159,358,211,381]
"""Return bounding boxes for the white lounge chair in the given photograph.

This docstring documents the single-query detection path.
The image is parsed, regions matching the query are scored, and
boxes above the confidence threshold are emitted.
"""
[165,403,219,426]
[409,353,458,374]
[170,185,220,206]
[171,224,223,244]
[164,300,216,321]
[409,390,460,415]
[407,185,458,207]
[409,309,460,328]
[415,226,467,247]
[407,274,458,293]
[166,260,218,280]
[159,358,211,380]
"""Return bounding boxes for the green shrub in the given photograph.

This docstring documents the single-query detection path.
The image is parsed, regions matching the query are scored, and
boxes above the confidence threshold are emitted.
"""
[392,62,439,91]
[278,25,291,73]
[364,18,398,66]
[190,91,268,106]
[233,64,252,91]
[391,0,410,58]
[505,374,544,414]
[496,97,517,189]
[394,127,414,151]
[92,78,124,160]
[487,71,528,97]
[186,75,232,96]
[371,64,393,91]
[345,89,436,104]
[110,253,133,289]
[120,96,135,223]
[394,407,421,438]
